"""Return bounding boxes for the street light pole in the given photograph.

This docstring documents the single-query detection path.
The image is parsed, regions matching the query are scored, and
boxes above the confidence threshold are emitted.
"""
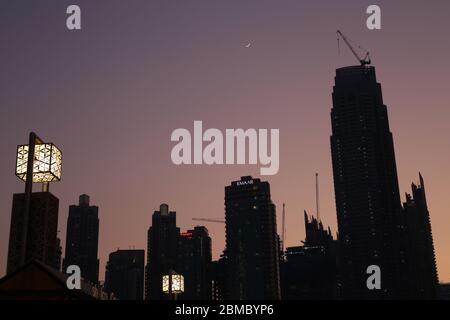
[20,132,43,265]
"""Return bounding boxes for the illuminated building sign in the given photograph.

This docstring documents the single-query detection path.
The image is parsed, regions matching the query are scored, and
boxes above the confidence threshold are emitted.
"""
[237,180,254,186]
[180,232,193,237]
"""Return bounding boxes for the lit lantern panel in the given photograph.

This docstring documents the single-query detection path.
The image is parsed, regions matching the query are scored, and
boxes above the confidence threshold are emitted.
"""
[15,143,62,183]
[162,273,184,294]
[171,274,184,293]
[162,275,170,293]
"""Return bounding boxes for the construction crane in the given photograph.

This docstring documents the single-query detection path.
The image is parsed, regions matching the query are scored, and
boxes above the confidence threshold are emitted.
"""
[192,218,225,224]
[282,203,286,254]
[315,173,320,221]
[336,30,371,66]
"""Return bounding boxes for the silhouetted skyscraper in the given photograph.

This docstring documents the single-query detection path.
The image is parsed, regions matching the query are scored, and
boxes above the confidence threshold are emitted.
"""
[224,176,280,300]
[63,195,99,284]
[7,192,59,273]
[303,211,334,247]
[177,226,212,300]
[330,65,404,299]
[211,255,228,300]
[281,211,337,299]
[104,249,145,300]
[146,203,180,300]
[400,174,439,298]
[55,237,62,271]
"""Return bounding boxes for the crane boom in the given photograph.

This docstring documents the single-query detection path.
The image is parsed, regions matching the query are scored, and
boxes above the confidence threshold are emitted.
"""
[192,218,225,223]
[336,30,371,66]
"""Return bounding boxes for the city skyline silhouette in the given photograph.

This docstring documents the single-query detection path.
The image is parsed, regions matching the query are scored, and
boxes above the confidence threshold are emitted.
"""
[1,1,449,286]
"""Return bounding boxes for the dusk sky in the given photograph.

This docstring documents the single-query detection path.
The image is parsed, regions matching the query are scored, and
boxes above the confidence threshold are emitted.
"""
[1,0,449,282]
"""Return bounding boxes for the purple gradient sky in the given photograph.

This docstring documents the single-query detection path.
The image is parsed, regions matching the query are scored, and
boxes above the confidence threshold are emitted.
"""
[1,0,449,282]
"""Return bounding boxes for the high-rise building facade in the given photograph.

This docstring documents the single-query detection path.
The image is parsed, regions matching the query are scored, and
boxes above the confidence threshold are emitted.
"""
[146,203,180,300]
[55,237,62,271]
[400,174,439,298]
[303,211,334,247]
[177,226,212,300]
[224,176,280,300]
[211,255,228,300]
[330,65,404,298]
[7,192,59,274]
[104,249,145,300]
[63,194,99,284]
[281,212,337,299]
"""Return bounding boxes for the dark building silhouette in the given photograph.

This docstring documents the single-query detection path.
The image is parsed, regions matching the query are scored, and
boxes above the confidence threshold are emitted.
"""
[55,237,62,271]
[276,234,284,268]
[224,176,280,300]
[281,211,337,299]
[439,283,450,300]
[0,260,113,300]
[63,195,99,285]
[211,255,228,300]
[400,174,439,299]
[104,249,145,300]
[330,65,404,299]
[146,203,180,300]
[177,226,212,300]
[7,192,59,274]
[303,211,334,247]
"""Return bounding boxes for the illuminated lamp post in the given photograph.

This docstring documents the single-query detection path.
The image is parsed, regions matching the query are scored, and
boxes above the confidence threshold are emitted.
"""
[14,132,62,266]
[162,269,184,300]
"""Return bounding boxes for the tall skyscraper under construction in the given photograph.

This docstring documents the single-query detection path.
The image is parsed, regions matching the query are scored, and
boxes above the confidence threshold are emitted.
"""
[330,65,404,298]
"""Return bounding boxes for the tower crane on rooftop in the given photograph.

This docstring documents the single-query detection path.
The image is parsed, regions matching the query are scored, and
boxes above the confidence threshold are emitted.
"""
[336,30,371,66]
